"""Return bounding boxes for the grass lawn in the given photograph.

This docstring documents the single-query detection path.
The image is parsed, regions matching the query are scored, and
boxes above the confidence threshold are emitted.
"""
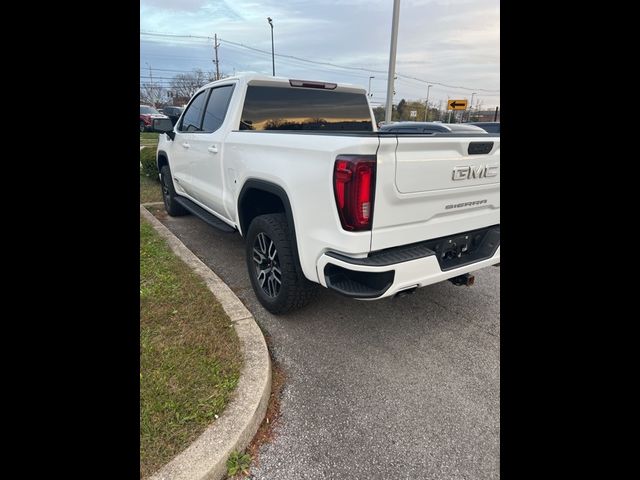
[140,132,160,147]
[140,174,163,204]
[140,219,243,478]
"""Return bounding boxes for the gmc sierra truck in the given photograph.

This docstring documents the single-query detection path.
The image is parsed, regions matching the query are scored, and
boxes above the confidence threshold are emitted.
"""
[152,74,500,314]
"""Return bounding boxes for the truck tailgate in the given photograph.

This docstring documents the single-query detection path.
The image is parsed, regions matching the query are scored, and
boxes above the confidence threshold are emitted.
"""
[371,135,500,251]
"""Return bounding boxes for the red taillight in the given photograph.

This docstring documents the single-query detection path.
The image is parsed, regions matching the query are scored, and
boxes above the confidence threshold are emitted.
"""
[333,155,376,231]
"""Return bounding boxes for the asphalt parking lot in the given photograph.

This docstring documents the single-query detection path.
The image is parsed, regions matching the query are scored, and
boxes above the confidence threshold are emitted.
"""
[149,205,500,480]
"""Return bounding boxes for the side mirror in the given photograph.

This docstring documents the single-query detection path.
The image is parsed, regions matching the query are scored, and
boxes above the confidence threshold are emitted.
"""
[152,118,175,140]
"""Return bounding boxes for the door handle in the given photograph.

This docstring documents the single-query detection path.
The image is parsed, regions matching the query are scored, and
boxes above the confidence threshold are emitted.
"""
[181,142,190,149]
[208,145,218,154]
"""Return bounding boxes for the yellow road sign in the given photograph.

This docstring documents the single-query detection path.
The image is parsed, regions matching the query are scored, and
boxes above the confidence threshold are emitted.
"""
[447,99,468,110]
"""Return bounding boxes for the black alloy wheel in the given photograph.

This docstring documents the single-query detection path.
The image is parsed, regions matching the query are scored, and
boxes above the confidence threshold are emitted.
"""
[252,232,282,298]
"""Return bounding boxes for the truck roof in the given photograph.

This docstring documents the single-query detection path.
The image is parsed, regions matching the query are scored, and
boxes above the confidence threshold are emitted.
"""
[199,73,367,94]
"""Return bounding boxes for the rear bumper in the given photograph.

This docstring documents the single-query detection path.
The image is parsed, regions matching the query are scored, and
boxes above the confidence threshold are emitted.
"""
[317,225,500,299]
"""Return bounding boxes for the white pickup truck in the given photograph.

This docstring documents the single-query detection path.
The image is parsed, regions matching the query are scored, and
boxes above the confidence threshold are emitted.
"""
[153,74,500,314]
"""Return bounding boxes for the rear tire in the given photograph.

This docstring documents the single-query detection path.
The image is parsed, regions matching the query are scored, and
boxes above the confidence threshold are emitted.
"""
[160,165,188,216]
[246,214,317,314]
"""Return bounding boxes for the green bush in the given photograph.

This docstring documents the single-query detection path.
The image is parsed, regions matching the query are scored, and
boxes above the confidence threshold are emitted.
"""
[140,147,158,178]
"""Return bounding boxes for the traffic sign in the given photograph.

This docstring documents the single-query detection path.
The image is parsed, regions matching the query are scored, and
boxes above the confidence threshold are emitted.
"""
[410,110,417,118]
[447,99,468,110]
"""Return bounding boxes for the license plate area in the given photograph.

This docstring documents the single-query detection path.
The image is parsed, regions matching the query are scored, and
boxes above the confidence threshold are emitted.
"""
[425,225,500,271]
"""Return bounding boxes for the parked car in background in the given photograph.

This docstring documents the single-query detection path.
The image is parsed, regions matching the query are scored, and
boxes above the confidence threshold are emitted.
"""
[140,105,169,132]
[379,121,489,134]
[160,106,184,126]
[467,122,500,134]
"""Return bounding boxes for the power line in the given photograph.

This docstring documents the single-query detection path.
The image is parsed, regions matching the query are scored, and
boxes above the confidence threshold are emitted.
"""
[142,45,382,82]
[140,67,213,74]
[140,31,499,93]
[219,42,379,80]
[140,46,499,95]
[141,31,213,40]
[140,75,204,80]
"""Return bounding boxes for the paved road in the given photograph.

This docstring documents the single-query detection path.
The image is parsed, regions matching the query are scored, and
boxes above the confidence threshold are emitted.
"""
[149,206,500,480]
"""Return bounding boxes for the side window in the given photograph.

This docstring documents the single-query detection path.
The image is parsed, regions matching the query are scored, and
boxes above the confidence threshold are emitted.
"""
[202,85,235,133]
[178,90,208,132]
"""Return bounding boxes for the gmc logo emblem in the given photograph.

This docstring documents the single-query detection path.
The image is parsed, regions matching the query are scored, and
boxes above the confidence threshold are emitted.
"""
[452,164,499,181]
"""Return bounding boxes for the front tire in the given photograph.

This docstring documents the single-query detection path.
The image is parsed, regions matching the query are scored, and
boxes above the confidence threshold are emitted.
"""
[246,214,316,314]
[160,165,188,216]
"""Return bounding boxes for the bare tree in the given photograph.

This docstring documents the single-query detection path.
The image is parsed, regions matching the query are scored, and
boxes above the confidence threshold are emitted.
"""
[169,69,216,100]
[140,82,164,108]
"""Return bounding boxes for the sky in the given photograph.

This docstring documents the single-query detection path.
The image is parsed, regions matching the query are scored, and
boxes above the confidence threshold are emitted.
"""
[140,0,499,110]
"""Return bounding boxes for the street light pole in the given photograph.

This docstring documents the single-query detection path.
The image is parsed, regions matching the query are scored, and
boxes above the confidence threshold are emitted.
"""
[384,0,401,123]
[368,76,375,98]
[424,84,432,121]
[267,17,275,76]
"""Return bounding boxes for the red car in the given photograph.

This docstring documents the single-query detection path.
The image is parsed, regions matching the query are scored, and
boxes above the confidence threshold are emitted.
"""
[140,105,169,132]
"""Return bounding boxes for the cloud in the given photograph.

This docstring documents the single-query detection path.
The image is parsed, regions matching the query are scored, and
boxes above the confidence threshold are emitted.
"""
[140,0,499,107]
[143,0,219,13]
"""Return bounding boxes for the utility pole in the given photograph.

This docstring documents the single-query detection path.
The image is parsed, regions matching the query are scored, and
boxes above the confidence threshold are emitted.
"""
[468,92,476,122]
[368,76,375,98]
[384,0,401,123]
[424,84,432,121]
[213,34,220,80]
[146,62,155,107]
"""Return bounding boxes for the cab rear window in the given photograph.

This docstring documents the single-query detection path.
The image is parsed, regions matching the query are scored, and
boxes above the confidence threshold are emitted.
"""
[240,85,373,131]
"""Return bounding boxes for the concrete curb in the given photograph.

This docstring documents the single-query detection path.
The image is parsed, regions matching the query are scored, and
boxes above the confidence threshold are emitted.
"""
[141,204,271,480]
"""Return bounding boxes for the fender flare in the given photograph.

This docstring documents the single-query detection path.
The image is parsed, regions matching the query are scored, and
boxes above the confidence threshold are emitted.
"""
[156,150,169,173]
[237,179,295,236]
[238,179,303,273]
